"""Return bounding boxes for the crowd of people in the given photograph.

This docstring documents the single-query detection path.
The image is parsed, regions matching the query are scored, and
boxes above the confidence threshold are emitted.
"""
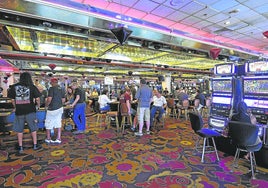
[6,72,213,153]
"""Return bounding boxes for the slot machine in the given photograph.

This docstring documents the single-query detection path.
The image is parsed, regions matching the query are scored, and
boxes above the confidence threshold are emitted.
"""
[208,63,242,132]
[243,60,268,146]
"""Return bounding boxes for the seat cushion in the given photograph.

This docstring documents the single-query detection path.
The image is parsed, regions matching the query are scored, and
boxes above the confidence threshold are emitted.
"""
[197,128,221,138]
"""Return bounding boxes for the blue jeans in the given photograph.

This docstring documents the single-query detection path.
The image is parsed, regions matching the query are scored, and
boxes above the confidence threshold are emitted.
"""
[72,103,86,131]
[150,106,165,126]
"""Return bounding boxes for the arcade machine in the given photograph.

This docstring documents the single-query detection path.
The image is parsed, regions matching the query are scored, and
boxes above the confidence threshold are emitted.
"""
[208,63,242,132]
[243,60,268,168]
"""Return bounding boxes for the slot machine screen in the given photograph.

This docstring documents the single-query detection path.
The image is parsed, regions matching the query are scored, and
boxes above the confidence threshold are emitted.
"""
[214,63,234,75]
[212,96,232,105]
[212,79,232,93]
[244,99,268,109]
[246,61,268,73]
[243,76,268,96]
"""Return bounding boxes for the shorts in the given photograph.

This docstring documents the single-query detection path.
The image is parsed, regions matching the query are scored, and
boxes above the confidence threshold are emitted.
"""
[45,107,63,129]
[13,112,38,133]
[137,107,150,122]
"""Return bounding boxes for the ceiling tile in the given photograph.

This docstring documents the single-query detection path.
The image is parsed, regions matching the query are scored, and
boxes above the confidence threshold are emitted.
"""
[242,0,268,9]
[133,0,159,12]
[157,19,176,27]
[210,0,240,11]
[171,22,188,30]
[179,1,206,14]
[151,5,176,17]
[163,0,192,9]
[150,0,166,3]
[193,6,219,18]
[166,10,189,21]
[125,8,147,19]
[180,16,202,26]
[195,0,219,4]
[142,14,162,22]
[206,13,230,23]
[111,0,139,7]
[192,20,213,28]
[107,3,130,14]
[254,4,268,14]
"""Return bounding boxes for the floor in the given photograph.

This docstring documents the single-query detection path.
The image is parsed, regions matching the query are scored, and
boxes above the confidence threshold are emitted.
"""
[0,114,268,187]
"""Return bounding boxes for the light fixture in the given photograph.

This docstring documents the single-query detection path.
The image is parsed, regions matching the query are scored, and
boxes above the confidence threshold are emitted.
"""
[263,31,268,38]
[110,27,132,45]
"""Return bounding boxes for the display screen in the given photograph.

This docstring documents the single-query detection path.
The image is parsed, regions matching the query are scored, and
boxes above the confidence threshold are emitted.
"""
[244,98,268,109]
[212,79,232,93]
[214,63,234,75]
[243,77,268,95]
[212,96,232,105]
[246,61,268,73]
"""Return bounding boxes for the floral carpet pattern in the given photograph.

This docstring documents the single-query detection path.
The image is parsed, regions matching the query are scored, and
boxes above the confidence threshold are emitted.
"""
[0,116,268,188]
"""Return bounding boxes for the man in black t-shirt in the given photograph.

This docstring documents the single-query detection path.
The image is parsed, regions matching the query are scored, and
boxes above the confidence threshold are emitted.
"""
[8,72,42,153]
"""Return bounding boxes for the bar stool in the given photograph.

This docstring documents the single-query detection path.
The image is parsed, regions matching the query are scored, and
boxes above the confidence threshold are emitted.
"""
[167,98,177,119]
[120,102,132,133]
[153,111,165,130]
[106,111,119,132]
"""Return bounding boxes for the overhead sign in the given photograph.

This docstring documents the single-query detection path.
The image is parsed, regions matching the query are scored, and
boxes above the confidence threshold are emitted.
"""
[104,76,113,85]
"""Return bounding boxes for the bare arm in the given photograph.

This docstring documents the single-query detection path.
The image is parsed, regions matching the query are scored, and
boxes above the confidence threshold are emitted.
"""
[45,96,52,108]
[71,95,80,107]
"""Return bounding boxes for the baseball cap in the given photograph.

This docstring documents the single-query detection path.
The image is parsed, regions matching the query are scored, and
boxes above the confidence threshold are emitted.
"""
[50,78,58,83]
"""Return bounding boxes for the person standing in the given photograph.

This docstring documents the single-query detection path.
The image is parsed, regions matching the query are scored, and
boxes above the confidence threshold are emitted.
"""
[150,90,167,127]
[8,72,42,153]
[135,79,153,136]
[44,78,66,144]
[70,82,86,134]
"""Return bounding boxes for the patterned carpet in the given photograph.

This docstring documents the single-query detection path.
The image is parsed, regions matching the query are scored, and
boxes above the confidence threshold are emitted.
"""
[0,116,268,188]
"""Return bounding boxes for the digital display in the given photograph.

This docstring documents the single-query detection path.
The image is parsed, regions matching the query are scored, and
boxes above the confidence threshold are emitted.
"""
[215,64,234,75]
[212,79,232,93]
[244,98,268,109]
[212,96,231,105]
[243,76,268,95]
[246,61,268,73]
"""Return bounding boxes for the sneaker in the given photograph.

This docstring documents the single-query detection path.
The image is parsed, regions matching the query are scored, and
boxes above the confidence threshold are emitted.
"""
[130,126,136,132]
[146,131,150,135]
[73,130,85,134]
[18,146,23,154]
[33,144,42,150]
[45,139,52,144]
[51,139,62,144]
[134,132,143,136]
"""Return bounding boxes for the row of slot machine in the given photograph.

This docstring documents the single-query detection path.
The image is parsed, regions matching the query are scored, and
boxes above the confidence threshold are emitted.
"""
[208,60,268,146]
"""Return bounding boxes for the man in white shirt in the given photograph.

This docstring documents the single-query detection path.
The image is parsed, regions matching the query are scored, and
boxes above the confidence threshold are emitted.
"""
[98,89,112,111]
[150,90,167,127]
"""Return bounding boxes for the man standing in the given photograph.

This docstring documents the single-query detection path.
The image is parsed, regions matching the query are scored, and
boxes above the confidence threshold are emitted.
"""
[44,78,66,144]
[70,82,86,134]
[150,90,167,128]
[135,79,153,136]
[8,72,42,153]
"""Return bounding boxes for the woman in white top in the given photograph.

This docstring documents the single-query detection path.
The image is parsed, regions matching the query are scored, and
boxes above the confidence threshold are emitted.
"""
[98,89,112,111]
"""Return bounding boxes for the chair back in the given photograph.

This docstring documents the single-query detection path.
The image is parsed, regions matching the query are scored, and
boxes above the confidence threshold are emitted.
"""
[120,102,129,116]
[167,98,175,108]
[188,112,204,133]
[228,121,259,147]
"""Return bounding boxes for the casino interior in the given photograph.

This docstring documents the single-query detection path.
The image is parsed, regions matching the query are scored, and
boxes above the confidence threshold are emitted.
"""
[0,0,268,187]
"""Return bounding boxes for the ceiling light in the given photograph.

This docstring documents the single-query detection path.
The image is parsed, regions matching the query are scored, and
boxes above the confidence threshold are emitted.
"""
[170,0,183,6]
[224,21,231,25]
